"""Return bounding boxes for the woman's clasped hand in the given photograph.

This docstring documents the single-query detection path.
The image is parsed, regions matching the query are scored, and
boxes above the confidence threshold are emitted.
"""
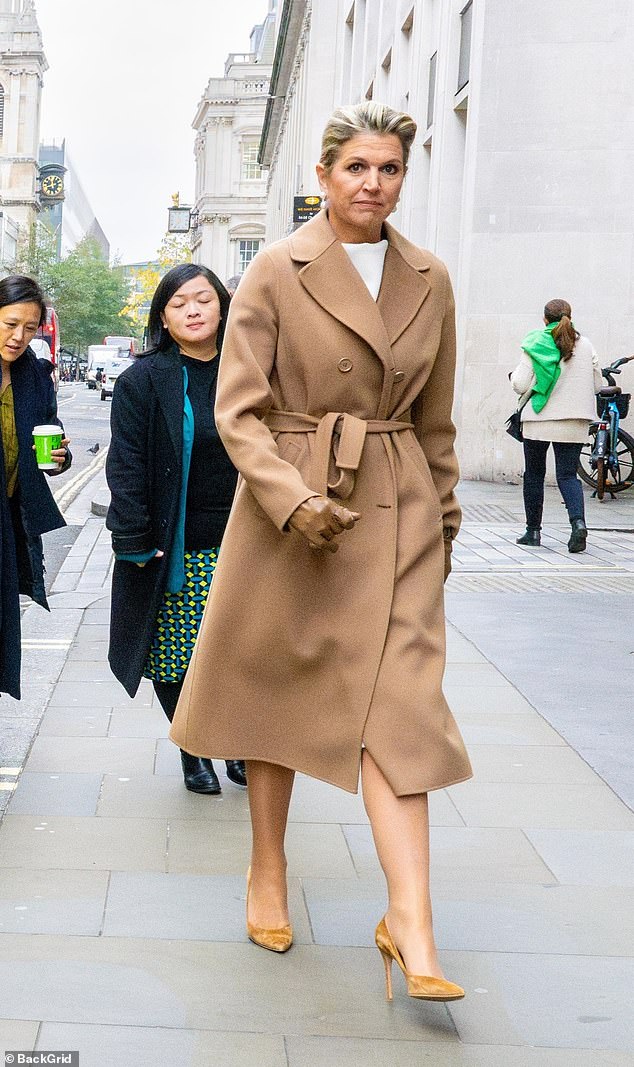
[288,496,360,552]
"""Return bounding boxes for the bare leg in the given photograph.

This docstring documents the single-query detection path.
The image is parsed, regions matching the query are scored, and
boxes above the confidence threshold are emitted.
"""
[246,759,295,928]
[361,749,444,978]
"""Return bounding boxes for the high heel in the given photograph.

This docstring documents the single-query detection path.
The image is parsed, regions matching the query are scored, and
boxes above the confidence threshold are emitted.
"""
[246,867,293,953]
[375,917,464,1002]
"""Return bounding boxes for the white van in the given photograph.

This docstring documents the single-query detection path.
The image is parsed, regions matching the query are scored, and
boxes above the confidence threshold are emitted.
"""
[100,353,134,400]
[86,344,115,390]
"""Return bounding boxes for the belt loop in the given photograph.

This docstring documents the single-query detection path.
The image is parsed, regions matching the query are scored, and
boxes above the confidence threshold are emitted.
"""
[311,411,342,496]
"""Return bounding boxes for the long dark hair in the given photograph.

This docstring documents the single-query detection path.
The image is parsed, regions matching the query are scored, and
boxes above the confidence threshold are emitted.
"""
[0,274,47,326]
[144,264,231,355]
[544,298,579,362]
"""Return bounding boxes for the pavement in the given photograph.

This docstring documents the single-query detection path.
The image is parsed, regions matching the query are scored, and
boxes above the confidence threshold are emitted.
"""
[0,470,633,1066]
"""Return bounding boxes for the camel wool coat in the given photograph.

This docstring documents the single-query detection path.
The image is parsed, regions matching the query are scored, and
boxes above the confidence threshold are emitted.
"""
[170,211,472,796]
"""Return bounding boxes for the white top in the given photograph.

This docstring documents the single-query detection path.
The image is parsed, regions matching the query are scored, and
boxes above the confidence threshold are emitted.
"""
[342,239,388,301]
[510,334,603,443]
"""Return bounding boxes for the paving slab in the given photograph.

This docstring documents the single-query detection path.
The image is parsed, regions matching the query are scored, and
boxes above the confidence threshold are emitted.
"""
[102,871,312,944]
[444,686,540,715]
[444,950,634,1051]
[448,781,634,830]
[466,744,601,784]
[25,736,156,776]
[47,680,152,708]
[37,706,111,737]
[285,1036,633,1066]
[7,772,103,816]
[107,705,168,738]
[344,825,557,884]
[301,879,633,955]
[98,774,251,821]
[0,868,108,935]
[0,816,167,872]
[455,713,566,747]
[36,1024,287,1067]
[524,829,634,887]
[168,819,356,879]
[59,660,118,682]
[0,935,458,1041]
[0,1019,39,1055]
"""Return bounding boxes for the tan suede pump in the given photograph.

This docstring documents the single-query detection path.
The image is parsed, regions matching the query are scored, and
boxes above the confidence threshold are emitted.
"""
[246,867,293,953]
[375,917,465,1002]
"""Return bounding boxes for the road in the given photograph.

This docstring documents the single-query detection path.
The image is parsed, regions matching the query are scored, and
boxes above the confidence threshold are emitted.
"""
[42,381,114,590]
[56,380,113,478]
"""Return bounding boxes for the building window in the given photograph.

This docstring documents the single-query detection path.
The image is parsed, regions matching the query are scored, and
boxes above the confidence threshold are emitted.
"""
[238,239,261,272]
[241,141,262,181]
[457,1,473,92]
[427,52,437,129]
[0,84,4,140]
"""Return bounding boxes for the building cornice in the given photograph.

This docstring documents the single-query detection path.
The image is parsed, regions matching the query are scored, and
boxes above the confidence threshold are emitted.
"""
[259,0,308,167]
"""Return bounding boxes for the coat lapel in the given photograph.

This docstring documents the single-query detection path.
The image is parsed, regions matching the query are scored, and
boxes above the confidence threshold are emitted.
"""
[290,212,434,362]
[290,212,394,370]
[377,222,432,345]
[150,349,183,463]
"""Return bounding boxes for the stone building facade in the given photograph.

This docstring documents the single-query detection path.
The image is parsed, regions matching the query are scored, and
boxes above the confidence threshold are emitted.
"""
[261,0,634,480]
[0,0,46,267]
[191,3,276,282]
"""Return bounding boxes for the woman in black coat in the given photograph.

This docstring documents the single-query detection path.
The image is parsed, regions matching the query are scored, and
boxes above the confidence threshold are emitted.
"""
[0,275,71,699]
[106,264,245,795]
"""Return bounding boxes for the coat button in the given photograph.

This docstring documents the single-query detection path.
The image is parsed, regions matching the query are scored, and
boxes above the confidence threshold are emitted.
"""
[393,370,405,382]
[338,358,353,373]
[160,519,168,529]
[165,467,171,476]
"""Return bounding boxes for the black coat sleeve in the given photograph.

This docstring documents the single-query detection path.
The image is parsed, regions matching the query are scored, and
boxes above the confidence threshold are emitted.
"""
[106,370,154,555]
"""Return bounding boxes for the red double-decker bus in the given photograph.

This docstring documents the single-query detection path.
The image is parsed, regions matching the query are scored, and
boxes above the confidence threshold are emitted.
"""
[35,306,60,367]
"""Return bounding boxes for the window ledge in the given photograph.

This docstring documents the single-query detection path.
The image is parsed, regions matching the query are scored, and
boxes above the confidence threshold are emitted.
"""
[454,83,469,111]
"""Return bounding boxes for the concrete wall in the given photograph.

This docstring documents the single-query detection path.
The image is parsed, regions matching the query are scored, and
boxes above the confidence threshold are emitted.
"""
[457,0,634,479]
[265,0,634,479]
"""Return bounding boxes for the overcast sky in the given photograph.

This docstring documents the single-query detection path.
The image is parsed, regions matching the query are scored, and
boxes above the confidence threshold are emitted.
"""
[36,0,269,264]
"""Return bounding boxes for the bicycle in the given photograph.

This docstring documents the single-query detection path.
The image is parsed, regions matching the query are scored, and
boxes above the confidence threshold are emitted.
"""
[577,355,634,499]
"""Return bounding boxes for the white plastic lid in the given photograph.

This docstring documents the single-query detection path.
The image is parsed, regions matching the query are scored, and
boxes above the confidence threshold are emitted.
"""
[32,424,62,435]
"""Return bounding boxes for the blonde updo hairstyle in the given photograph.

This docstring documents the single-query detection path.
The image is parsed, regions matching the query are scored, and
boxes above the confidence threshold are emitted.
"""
[319,102,417,176]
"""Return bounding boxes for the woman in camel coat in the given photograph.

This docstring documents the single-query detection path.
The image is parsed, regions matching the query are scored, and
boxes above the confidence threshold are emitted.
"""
[171,102,471,1003]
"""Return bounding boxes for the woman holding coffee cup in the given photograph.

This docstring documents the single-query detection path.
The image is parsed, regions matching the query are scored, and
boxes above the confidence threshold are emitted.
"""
[106,264,246,796]
[0,274,71,699]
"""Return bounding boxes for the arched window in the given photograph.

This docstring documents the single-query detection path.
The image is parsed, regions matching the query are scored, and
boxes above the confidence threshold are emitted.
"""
[0,84,5,140]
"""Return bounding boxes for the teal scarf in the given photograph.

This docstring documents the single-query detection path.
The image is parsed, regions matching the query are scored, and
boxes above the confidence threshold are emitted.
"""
[521,321,562,413]
[165,365,194,593]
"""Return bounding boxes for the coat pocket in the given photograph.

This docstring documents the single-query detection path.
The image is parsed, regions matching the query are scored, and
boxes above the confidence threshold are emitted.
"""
[402,437,443,521]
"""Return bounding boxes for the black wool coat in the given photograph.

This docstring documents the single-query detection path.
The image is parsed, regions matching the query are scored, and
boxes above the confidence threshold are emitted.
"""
[106,349,189,698]
[0,348,70,699]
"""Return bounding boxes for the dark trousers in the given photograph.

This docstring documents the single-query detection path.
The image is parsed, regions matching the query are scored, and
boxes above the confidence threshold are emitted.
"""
[152,678,184,724]
[522,439,585,528]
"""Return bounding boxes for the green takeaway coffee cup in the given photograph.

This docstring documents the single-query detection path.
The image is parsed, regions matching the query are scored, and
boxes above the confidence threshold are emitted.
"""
[33,424,63,469]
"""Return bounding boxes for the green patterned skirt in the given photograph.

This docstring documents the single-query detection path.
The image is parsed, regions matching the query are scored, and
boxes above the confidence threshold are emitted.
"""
[144,548,219,683]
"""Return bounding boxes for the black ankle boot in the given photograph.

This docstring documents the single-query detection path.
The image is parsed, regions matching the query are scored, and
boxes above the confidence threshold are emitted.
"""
[180,751,221,794]
[568,518,587,553]
[516,527,541,546]
[225,759,247,788]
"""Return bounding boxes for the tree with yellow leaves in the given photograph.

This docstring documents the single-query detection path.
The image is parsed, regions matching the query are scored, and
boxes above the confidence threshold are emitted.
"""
[121,232,192,336]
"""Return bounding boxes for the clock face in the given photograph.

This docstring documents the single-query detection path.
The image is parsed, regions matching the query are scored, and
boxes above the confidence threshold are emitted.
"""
[42,174,64,198]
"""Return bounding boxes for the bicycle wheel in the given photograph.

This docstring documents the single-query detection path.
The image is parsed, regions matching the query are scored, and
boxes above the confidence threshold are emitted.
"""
[596,457,606,500]
[578,426,634,494]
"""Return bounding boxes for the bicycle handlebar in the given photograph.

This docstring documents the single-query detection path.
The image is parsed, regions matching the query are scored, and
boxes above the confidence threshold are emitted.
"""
[601,355,634,383]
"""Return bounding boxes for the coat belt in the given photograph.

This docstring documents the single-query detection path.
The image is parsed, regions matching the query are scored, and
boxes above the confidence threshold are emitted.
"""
[264,409,414,499]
